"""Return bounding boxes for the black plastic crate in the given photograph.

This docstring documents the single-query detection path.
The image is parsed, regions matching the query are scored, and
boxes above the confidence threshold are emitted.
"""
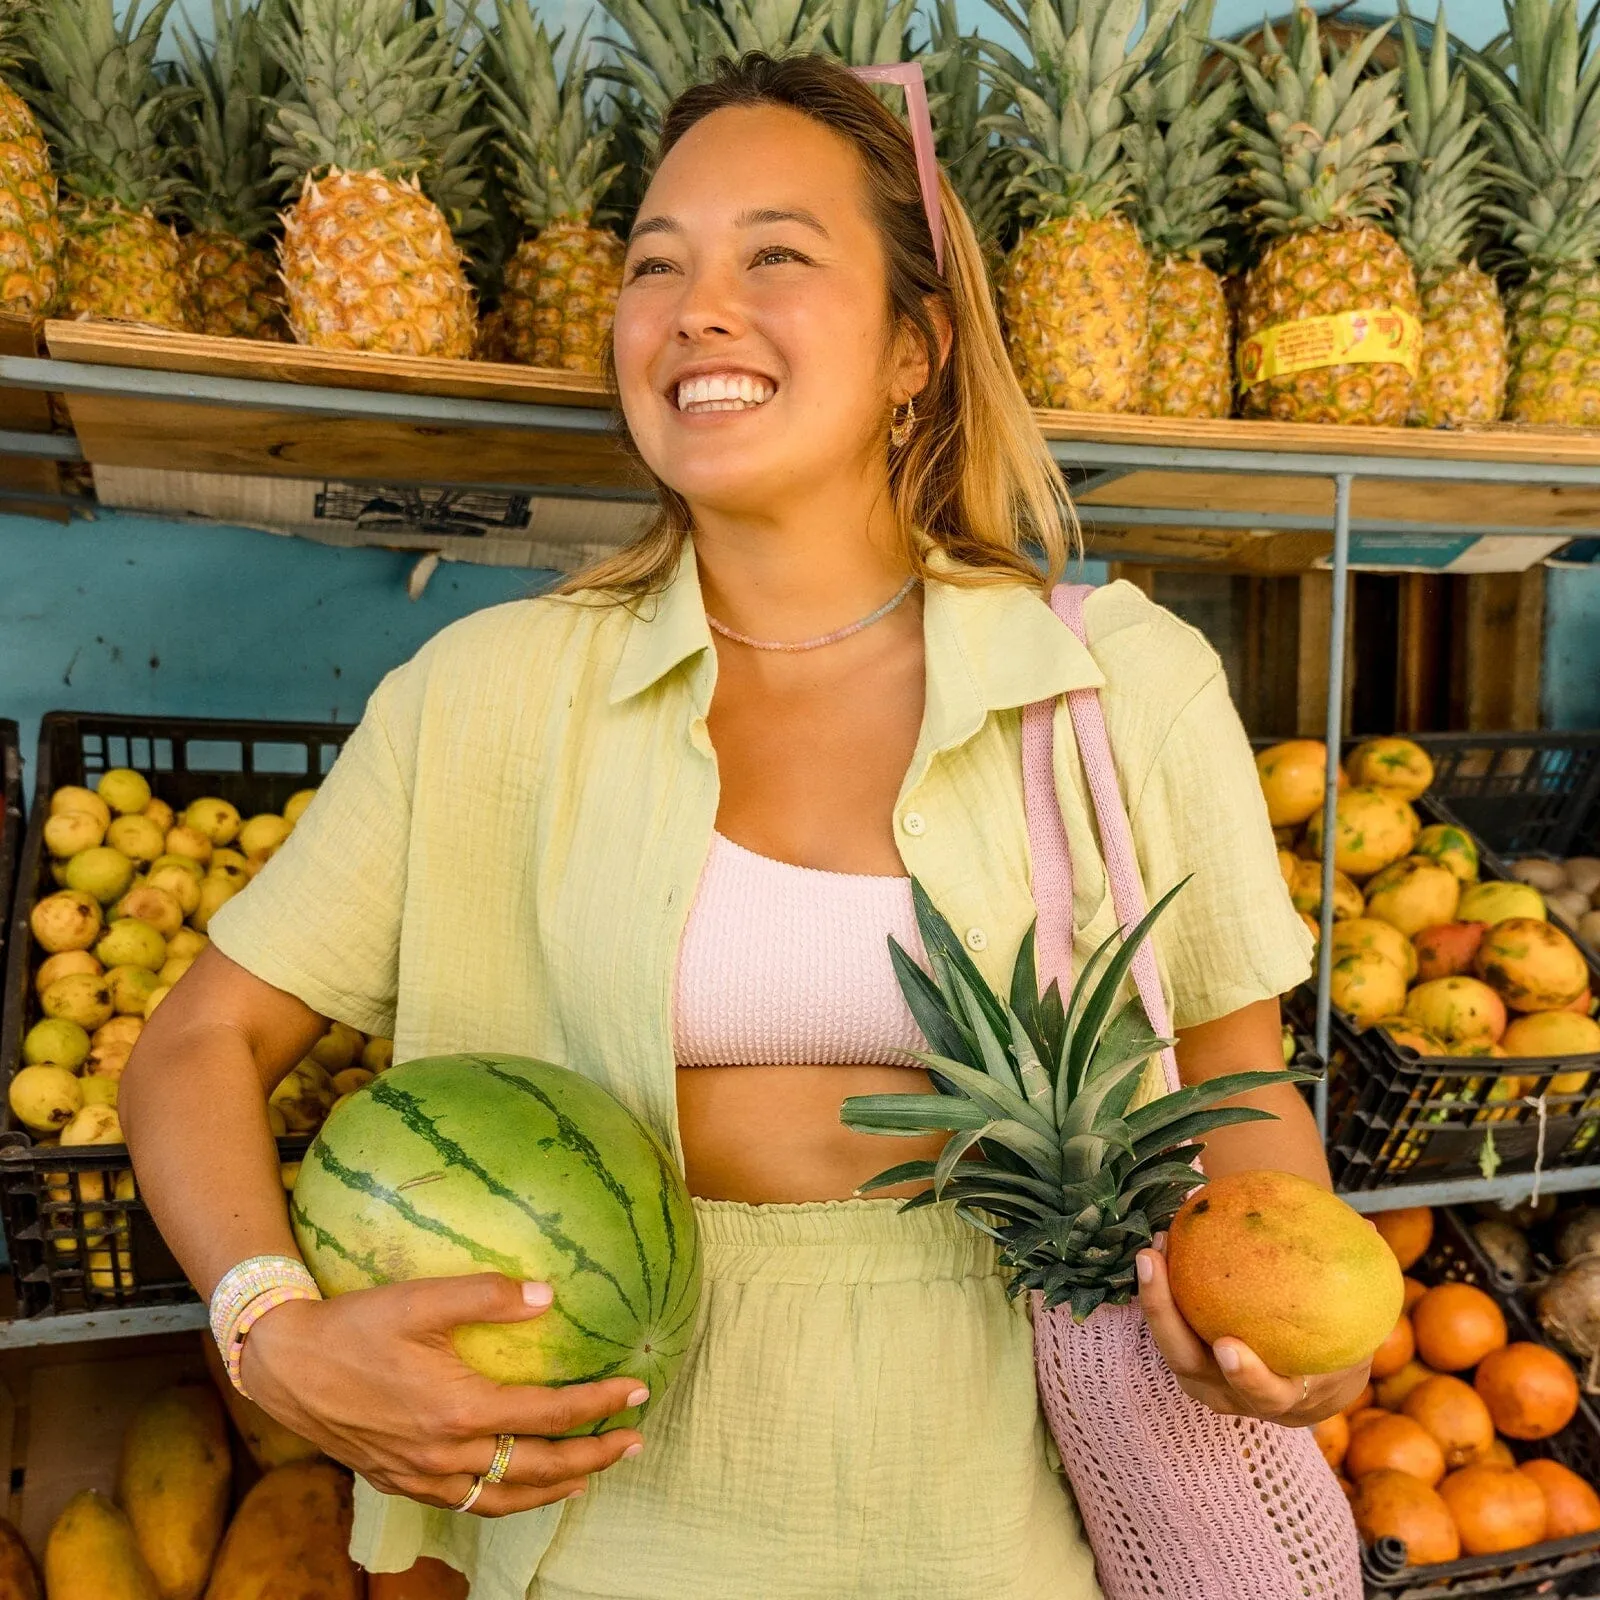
[1361,1207,1600,1597]
[0,721,21,984]
[0,711,351,1317]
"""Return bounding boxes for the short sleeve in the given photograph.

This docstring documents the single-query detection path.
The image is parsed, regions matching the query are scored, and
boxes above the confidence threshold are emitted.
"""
[206,661,419,1039]
[1132,668,1312,1029]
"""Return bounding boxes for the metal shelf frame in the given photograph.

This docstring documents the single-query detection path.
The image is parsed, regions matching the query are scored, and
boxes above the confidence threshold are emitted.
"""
[5,359,1600,1339]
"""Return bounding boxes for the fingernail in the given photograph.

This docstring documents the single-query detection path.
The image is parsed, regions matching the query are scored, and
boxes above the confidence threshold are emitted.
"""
[522,1282,554,1308]
[1216,1344,1241,1374]
[1135,1253,1153,1285]
[1153,1231,1168,1253]
[622,1442,643,1459]
[626,1386,650,1407]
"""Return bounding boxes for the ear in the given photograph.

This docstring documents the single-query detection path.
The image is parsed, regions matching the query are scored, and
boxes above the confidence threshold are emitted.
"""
[890,295,953,404]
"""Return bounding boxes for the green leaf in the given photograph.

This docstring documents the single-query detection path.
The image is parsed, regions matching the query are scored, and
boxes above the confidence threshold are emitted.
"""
[838,1093,990,1134]
[1086,993,1169,1084]
[909,879,1013,1043]
[888,936,979,1071]
[901,1053,1052,1140]
[1129,1105,1278,1164]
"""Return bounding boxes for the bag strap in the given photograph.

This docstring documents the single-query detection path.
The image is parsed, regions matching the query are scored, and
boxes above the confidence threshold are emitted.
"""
[1021,584,1182,1095]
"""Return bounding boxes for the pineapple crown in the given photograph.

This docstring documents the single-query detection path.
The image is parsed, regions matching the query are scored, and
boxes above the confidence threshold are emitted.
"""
[480,5,623,233]
[1459,0,1600,272]
[825,0,924,69]
[839,879,1307,1320]
[594,0,831,130]
[171,0,288,243]
[1123,0,1240,259]
[1216,7,1406,237]
[1392,6,1492,278]
[264,0,489,234]
[23,0,193,215]
[977,0,1186,224]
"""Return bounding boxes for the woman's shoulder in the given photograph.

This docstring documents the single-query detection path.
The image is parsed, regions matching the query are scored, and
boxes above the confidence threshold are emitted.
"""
[1079,578,1222,688]
[396,585,635,682]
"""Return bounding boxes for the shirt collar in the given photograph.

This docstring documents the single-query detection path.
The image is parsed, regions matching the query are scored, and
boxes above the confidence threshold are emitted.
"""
[606,539,1106,728]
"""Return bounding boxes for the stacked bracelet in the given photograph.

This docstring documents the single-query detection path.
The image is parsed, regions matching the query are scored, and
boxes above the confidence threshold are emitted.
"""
[209,1254,322,1397]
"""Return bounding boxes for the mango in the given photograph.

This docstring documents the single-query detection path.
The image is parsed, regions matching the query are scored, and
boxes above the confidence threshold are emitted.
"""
[1406,976,1508,1047]
[1289,860,1364,922]
[1256,740,1328,827]
[1458,880,1545,925]
[1414,823,1479,884]
[1332,918,1417,981]
[1329,950,1407,1028]
[1501,1011,1600,1058]
[44,1491,158,1600]
[1305,787,1419,880]
[1376,1018,1446,1056]
[1413,921,1489,983]
[1476,918,1589,1013]
[1344,738,1435,800]
[200,1336,323,1472]
[1167,1170,1404,1374]
[119,1386,230,1600]
[1362,856,1461,938]
[201,1463,359,1600]
[0,1516,39,1600]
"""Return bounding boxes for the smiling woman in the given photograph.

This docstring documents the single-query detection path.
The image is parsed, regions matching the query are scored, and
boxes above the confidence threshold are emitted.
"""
[119,47,1344,1600]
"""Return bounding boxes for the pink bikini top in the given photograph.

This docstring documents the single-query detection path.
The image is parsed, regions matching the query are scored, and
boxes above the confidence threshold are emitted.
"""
[672,831,930,1067]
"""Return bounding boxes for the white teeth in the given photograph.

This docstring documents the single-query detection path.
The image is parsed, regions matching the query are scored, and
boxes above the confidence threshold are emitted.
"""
[738,375,753,402]
[675,373,775,412]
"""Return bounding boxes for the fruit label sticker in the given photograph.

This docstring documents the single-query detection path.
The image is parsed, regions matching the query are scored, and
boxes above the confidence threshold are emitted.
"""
[1238,309,1422,388]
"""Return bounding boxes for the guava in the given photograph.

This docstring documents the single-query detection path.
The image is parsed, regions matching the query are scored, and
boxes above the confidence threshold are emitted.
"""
[183,797,240,845]
[41,973,114,1030]
[22,1018,90,1069]
[30,891,102,953]
[96,768,151,815]
[106,814,165,864]
[95,918,167,974]
[9,1064,83,1135]
[284,789,317,827]
[43,810,105,858]
[64,846,135,906]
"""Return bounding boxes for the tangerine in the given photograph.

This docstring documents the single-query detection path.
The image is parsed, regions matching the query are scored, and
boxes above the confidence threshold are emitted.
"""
[1344,1383,1376,1417]
[1345,1413,1447,1486]
[1412,1283,1508,1372]
[1474,1343,1580,1440]
[1402,1375,1496,1469]
[1374,1209,1434,1270]
[1520,1459,1600,1538]
[1377,1360,1439,1412]
[1313,1412,1350,1473]
[1480,1438,1517,1470]
[1402,1276,1427,1314]
[1438,1464,1548,1554]
[1350,1469,1461,1565]
[1371,1315,1417,1380]
[1349,1407,1392,1434]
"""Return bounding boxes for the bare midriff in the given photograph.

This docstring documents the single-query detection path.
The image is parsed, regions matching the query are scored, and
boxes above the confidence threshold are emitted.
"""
[675,1062,949,1204]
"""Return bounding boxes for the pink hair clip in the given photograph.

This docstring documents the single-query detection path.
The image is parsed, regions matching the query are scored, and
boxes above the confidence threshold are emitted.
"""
[847,62,945,275]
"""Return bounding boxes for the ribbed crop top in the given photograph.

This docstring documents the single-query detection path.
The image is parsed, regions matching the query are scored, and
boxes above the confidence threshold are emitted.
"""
[673,831,930,1067]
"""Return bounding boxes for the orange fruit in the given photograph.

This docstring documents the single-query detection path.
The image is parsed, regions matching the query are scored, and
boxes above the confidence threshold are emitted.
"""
[1438,1464,1548,1554]
[1344,1383,1375,1417]
[1314,1412,1350,1473]
[1412,1283,1508,1371]
[1474,1343,1580,1440]
[1376,1360,1439,1412]
[1402,1375,1497,1469]
[1345,1413,1447,1486]
[1480,1438,1517,1470]
[1374,1209,1434,1270]
[1350,1469,1461,1565]
[1370,1315,1416,1380]
[1402,1276,1427,1314]
[1520,1459,1600,1538]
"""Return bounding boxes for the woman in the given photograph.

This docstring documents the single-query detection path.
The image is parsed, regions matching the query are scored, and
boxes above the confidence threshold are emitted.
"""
[122,52,1366,1600]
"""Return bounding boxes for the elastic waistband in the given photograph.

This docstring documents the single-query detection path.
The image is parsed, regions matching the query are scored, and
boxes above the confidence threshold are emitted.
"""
[690,1195,1002,1285]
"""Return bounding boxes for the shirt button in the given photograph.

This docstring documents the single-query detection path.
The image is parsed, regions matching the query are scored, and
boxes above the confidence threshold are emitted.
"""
[965,927,988,952]
[901,811,926,837]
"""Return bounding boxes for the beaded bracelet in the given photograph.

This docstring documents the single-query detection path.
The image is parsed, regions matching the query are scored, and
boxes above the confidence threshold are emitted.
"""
[209,1254,322,1397]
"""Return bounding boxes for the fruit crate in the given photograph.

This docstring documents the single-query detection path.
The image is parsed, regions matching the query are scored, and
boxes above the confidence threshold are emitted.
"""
[1361,1207,1600,1598]
[0,711,352,1318]
[0,722,21,990]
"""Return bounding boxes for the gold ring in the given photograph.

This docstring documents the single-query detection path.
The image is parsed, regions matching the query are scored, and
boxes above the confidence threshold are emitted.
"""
[1301,1375,1310,1408]
[449,1475,486,1514]
[486,1433,515,1486]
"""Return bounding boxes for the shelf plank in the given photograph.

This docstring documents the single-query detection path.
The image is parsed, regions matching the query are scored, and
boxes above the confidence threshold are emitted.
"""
[1342,1165,1600,1212]
[0,1302,207,1349]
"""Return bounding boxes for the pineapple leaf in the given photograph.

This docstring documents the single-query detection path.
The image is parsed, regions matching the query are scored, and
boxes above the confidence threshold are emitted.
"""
[1123,1067,1310,1145]
[932,1126,990,1197]
[1058,1050,1150,1149]
[900,1052,1052,1139]
[910,879,1013,1044]
[836,1093,991,1134]
[889,936,980,1071]
[1129,1104,1279,1165]
[851,1159,937,1192]
[944,966,1027,1100]
[1008,1005,1055,1110]
[1009,920,1044,1040]
[1087,993,1170,1084]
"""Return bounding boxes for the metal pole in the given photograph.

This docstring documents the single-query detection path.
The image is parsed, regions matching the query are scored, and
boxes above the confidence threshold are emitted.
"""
[1314,473,1354,1138]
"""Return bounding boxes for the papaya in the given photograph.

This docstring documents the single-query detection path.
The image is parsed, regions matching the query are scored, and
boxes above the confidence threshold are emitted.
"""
[202,1462,360,1600]
[45,1491,159,1600]
[0,1516,40,1600]
[200,1329,323,1471]
[119,1385,230,1600]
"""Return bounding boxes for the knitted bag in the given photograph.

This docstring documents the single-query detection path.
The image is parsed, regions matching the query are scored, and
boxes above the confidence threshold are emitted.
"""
[1021,584,1362,1600]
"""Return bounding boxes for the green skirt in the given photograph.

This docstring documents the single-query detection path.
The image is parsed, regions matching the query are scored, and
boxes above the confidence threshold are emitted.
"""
[353,1196,1103,1600]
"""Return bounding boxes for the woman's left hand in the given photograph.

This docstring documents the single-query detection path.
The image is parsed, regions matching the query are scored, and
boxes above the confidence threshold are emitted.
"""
[1135,1239,1370,1428]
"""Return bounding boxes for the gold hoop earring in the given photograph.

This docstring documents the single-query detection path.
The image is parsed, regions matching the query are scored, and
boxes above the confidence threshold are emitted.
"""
[889,396,916,450]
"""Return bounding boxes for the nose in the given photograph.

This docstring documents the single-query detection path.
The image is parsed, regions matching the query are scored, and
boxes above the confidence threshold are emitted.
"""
[671,256,749,344]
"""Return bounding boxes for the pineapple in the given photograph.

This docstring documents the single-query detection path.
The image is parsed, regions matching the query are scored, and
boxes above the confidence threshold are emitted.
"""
[171,0,288,340]
[1394,9,1506,426]
[263,0,482,359]
[479,8,624,374]
[0,1,58,316]
[1220,11,1419,425]
[23,0,190,329]
[1461,0,1600,425]
[840,881,1304,1319]
[980,0,1185,413]
[1124,0,1239,417]
[825,0,922,67]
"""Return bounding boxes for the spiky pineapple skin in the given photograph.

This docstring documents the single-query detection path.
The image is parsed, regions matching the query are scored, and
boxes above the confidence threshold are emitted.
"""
[500,221,625,373]
[0,80,58,315]
[280,170,475,360]
[1001,212,1149,413]
[61,202,189,329]
[1240,223,1420,425]
[1146,255,1231,417]
[1504,266,1600,426]
[1411,262,1506,427]
[181,230,284,341]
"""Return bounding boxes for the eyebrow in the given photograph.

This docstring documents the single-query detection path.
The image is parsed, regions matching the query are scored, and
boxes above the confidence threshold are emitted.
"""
[628,206,831,245]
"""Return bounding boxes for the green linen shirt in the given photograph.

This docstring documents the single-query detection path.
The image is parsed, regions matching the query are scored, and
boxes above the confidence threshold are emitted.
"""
[206,543,1312,1593]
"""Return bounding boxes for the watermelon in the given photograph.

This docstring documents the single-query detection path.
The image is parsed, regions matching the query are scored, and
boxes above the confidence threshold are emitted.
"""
[290,1054,701,1433]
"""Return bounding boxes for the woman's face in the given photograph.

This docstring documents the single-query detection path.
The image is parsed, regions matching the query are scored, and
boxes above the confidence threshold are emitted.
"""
[613,102,928,518]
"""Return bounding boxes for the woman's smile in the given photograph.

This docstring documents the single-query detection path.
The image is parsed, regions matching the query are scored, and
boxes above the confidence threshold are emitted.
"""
[669,367,779,416]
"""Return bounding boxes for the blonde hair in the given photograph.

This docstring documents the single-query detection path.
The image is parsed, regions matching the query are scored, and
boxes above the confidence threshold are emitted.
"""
[557,51,1076,598]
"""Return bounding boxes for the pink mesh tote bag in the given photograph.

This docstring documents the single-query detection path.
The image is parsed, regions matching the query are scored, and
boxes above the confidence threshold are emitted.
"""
[1023,583,1361,1600]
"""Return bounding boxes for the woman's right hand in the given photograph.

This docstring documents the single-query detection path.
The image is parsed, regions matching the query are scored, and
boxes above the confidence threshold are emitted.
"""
[240,1272,650,1515]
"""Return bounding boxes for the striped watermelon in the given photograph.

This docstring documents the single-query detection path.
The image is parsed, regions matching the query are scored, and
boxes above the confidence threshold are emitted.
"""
[290,1054,701,1432]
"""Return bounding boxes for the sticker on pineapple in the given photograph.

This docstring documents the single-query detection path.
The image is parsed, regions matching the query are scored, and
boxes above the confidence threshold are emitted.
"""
[1238,309,1422,389]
